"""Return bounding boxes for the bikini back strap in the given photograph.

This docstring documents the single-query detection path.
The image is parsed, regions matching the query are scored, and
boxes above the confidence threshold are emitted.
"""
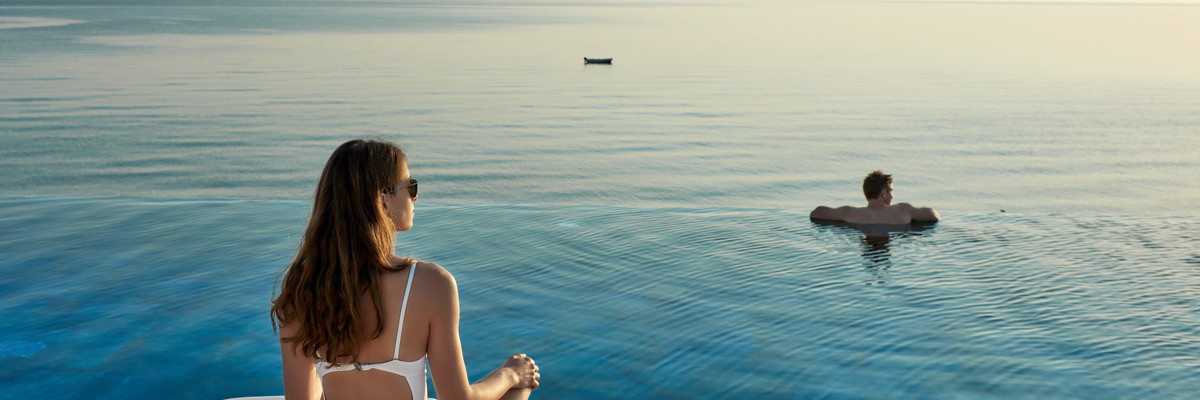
[392,263,417,360]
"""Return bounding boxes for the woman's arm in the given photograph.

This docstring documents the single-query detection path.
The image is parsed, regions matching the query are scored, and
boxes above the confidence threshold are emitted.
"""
[425,263,539,400]
[279,324,323,400]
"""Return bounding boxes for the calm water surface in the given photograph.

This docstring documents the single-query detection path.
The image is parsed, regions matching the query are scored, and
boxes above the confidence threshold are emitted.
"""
[2,1,1200,399]
[2,196,1199,399]
[1,1,1198,213]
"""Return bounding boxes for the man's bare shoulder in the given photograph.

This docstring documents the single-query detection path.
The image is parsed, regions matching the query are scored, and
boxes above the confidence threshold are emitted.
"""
[810,205,856,221]
[896,203,940,222]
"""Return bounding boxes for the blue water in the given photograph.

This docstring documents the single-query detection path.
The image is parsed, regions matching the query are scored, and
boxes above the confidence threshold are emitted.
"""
[3,1,1200,399]
[2,196,1199,399]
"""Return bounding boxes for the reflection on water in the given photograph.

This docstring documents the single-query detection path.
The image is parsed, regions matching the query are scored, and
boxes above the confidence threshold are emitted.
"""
[860,233,894,284]
[811,220,938,285]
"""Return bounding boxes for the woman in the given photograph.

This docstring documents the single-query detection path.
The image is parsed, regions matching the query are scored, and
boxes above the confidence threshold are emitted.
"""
[271,139,540,400]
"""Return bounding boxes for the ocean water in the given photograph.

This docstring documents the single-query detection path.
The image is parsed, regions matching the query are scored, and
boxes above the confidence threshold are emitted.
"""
[2,0,1198,213]
[2,1,1200,399]
[2,196,1199,399]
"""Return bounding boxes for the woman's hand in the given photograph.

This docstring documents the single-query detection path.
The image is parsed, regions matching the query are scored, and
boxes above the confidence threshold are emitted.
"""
[502,353,540,390]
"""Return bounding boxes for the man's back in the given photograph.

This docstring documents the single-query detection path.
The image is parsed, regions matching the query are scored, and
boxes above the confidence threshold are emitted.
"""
[810,170,940,225]
[810,203,939,225]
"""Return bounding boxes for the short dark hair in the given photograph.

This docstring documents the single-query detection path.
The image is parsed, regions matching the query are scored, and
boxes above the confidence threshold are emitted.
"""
[862,170,892,200]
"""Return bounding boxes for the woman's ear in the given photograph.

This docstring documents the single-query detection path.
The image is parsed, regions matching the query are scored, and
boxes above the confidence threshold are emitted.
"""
[379,192,390,211]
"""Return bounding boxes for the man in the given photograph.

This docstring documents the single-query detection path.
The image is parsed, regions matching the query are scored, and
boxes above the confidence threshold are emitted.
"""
[810,170,940,224]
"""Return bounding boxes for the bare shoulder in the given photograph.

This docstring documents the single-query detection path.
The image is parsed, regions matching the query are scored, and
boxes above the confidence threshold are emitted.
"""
[381,261,456,299]
[413,261,458,293]
[414,261,453,280]
[897,203,940,222]
[412,261,459,318]
[278,316,301,339]
[810,205,851,221]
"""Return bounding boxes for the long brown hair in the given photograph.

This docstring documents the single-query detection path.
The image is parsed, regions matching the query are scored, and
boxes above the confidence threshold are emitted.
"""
[271,139,414,364]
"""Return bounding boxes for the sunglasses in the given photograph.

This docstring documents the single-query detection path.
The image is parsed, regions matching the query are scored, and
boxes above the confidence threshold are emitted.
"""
[387,178,418,198]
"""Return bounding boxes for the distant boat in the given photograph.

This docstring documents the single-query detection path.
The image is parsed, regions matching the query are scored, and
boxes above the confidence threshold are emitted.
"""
[584,57,612,64]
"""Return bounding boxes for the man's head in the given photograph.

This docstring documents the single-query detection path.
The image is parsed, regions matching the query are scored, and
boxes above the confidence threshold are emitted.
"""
[862,170,893,204]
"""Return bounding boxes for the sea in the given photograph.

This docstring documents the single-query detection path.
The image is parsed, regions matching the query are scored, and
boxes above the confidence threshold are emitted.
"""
[1,1,1198,399]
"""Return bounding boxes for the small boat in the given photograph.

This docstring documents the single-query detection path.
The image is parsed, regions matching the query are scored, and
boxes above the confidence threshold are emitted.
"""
[584,57,613,64]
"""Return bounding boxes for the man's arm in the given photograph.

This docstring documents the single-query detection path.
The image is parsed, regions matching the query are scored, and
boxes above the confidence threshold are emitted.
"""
[810,206,848,221]
[907,205,940,222]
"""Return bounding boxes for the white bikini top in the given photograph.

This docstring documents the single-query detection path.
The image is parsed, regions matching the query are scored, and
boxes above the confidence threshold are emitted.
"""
[315,265,427,400]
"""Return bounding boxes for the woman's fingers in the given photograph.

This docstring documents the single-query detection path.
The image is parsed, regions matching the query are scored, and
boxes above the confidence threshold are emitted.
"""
[508,352,540,389]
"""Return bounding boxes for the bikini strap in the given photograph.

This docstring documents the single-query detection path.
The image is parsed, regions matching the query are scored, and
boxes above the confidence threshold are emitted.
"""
[393,263,417,360]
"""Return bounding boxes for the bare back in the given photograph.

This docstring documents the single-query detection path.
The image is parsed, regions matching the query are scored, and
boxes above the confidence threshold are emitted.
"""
[282,261,437,400]
[810,203,939,225]
[840,205,916,225]
[322,262,435,400]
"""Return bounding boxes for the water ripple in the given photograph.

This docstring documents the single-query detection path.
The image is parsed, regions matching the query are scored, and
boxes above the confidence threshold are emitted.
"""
[2,197,1200,398]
